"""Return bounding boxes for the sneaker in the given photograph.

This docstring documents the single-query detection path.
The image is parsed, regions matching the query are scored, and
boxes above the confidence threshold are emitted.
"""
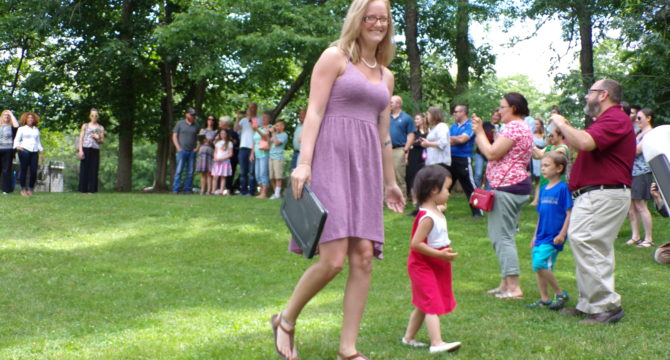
[401,338,427,347]
[270,194,280,200]
[549,291,569,311]
[429,341,461,354]
[526,300,552,309]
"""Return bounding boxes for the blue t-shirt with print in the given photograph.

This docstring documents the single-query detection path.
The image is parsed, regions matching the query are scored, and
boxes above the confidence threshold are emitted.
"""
[390,111,416,147]
[535,181,573,251]
[270,132,288,160]
[449,119,475,157]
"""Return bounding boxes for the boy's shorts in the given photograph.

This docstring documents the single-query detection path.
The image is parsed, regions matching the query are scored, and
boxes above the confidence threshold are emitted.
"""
[269,159,285,180]
[532,243,559,272]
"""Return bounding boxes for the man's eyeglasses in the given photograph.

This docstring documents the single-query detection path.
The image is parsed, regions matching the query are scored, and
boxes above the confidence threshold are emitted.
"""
[363,16,388,24]
[587,89,606,95]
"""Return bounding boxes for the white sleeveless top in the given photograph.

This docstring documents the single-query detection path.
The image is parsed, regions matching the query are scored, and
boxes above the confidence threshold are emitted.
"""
[418,208,451,248]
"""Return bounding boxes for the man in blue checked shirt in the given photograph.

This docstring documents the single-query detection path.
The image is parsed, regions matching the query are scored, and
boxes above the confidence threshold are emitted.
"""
[389,95,416,199]
[450,104,483,218]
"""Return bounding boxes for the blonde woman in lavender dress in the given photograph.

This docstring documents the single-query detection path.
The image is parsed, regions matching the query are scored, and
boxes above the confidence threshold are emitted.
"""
[271,1,405,359]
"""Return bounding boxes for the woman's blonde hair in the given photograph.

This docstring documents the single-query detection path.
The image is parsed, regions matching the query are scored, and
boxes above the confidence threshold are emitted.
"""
[331,0,395,66]
[1,110,17,125]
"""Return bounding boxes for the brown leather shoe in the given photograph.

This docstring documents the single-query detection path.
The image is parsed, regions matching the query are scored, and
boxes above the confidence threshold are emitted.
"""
[560,307,586,317]
[579,307,624,324]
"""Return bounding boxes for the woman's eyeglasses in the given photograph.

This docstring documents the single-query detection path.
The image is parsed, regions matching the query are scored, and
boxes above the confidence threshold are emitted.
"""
[363,16,388,24]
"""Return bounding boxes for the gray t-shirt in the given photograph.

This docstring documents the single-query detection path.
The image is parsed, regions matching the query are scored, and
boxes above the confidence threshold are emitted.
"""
[0,125,14,150]
[173,120,200,151]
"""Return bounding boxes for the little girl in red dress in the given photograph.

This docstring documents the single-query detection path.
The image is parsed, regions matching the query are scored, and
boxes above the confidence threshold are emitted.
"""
[402,165,461,354]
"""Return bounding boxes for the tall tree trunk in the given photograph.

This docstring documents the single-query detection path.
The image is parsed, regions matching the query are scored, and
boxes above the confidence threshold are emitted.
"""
[270,60,315,120]
[115,0,137,192]
[404,0,422,113]
[194,78,207,117]
[575,4,594,91]
[154,59,175,191]
[574,2,594,127]
[10,41,27,97]
[153,0,177,191]
[455,0,470,97]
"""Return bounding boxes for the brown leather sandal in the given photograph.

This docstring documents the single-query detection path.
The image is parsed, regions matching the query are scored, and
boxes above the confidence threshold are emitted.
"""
[337,351,369,360]
[271,312,295,360]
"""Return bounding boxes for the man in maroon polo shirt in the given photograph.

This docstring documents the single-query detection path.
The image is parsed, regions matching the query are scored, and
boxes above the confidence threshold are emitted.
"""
[550,79,635,324]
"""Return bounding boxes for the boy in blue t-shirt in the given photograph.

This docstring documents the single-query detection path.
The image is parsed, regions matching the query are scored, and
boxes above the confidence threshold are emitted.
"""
[527,152,573,310]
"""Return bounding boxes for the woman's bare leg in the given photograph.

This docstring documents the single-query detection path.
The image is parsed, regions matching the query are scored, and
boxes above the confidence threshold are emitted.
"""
[635,200,653,243]
[277,239,349,359]
[338,238,374,357]
[628,204,640,241]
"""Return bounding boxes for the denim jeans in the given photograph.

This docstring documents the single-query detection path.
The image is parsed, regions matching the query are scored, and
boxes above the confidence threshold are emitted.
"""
[238,148,256,195]
[290,150,299,171]
[173,150,196,193]
[474,152,487,189]
[255,156,269,186]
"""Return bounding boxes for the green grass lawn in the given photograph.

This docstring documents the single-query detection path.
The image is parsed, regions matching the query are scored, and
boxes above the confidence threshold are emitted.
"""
[0,193,668,359]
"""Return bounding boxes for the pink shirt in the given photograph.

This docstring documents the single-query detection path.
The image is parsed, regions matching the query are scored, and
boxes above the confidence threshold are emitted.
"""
[568,105,635,191]
[486,119,533,188]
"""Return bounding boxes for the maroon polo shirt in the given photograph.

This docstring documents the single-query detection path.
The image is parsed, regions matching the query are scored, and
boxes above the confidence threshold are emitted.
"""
[568,105,636,191]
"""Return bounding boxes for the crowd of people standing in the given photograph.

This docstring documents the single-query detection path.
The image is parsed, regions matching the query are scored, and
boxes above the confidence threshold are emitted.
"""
[172,103,297,198]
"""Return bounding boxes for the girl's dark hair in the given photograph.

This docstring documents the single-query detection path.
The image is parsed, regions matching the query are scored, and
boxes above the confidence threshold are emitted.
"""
[412,165,452,204]
[639,108,654,124]
[544,151,568,175]
[503,92,530,117]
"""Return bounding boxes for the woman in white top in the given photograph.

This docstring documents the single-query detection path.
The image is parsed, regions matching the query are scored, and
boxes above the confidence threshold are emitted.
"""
[0,110,20,194]
[420,106,451,168]
[14,112,44,196]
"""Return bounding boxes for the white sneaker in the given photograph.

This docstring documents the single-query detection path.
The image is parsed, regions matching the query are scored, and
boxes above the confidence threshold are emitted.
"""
[401,338,427,347]
[429,341,461,354]
[270,194,280,200]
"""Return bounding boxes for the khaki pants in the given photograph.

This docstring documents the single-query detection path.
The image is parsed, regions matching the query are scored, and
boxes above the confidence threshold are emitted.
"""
[392,147,407,198]
[569,188,630,314]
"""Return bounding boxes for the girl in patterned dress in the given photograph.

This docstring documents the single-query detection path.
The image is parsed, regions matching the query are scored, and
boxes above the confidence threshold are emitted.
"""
[196,116,217,195]
[211,130,233,195]
[402,165,461,354]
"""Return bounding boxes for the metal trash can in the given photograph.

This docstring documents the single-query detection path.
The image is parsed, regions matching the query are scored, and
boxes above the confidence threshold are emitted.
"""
[49,161,65,192]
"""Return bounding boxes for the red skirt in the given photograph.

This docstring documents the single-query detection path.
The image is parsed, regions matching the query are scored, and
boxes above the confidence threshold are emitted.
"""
[407,248,456,315]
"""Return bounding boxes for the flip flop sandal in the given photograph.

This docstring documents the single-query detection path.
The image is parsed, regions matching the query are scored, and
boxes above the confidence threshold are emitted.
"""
[486,287,502,295]
[271,313,295,360]
[495,291,524,300]
[637,241,655,248]
[625,238,641,245]
[337,352,369,360]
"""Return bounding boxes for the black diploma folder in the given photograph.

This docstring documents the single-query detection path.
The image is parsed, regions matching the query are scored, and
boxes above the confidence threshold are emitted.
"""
[281,183,328,259]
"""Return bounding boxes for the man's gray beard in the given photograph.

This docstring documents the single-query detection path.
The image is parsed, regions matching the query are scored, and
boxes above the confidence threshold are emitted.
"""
[584,102,600,118]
